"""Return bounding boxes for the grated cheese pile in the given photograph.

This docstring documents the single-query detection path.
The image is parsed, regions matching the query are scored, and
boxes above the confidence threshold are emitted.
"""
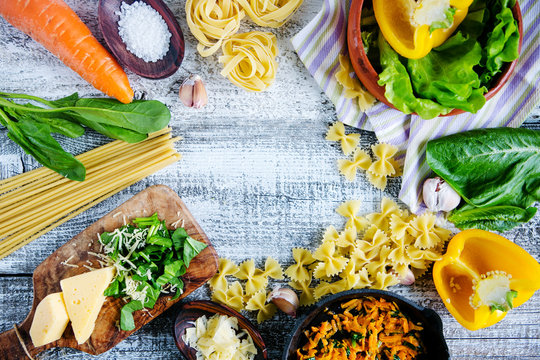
[183,314,258,360]
[117,1,171,62]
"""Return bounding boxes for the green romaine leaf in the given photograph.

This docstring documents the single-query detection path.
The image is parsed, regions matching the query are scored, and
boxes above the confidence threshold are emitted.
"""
[407,32,487,112]
[449,205,537,232]
[427,128,540,208]
[430,7,457,33]
[377,34,453,119]
[120,300,143,331]
[70,98,170,134]
[183,237,207,267]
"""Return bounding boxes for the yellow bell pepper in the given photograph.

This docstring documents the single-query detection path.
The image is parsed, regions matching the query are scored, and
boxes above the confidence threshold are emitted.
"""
[373,0,474,59]
[433,229,540,331]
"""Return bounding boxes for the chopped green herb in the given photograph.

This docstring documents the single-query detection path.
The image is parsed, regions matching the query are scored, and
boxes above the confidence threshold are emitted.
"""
[99,213,206,331]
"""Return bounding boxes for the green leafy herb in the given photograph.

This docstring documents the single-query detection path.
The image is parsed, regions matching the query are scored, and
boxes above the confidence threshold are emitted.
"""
[120,300,143,331]
[427,128,540,231]
[430,6,457,33]
[99,213,206,331]
[0,92,170,180]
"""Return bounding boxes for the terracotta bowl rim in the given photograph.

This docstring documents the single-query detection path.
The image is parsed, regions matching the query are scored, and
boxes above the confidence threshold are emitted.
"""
[347,0,524,117]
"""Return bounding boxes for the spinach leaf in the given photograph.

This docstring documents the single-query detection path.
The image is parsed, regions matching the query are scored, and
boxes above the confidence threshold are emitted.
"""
[70,98,170,134]
[120,300,144,331]
[70,115,147,143]
[104,279,121,297]
[183,237,207,267]
[407,32,487,112]
[171,227,189,251]
[426,128,540,231]
[377,34,452,119]
[1,112,86,181]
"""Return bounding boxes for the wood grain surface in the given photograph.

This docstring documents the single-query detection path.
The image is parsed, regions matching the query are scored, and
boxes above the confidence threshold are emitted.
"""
[0,185,218,358]
[0,0,539,359]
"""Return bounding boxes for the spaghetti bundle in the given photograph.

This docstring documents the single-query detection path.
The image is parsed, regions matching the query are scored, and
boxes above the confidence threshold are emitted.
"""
[0,128,181,260]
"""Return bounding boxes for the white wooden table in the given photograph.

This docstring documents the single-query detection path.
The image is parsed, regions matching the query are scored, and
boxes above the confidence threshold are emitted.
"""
[1,1,539,359]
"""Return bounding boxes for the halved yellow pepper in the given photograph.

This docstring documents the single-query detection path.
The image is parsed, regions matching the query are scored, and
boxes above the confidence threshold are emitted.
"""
[373,0,474,59]
[433,229,540,331]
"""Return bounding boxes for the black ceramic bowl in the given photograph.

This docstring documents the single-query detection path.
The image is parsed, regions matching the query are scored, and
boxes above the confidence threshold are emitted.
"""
[283,289,449,360]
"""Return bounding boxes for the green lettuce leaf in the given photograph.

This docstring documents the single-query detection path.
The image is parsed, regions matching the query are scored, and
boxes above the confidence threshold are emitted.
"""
[430,7,457,33]
[449,205,537,232]
[407,32,487,112]
[377,34,452,119]
[480,5,519,85]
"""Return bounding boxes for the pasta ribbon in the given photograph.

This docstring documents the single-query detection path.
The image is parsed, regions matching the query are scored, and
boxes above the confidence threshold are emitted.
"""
[219,31,278,91]
[186,0,244,57]
[236,0,304,28]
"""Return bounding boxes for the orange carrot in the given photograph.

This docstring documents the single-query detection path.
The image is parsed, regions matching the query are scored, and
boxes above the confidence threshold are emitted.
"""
[0,0,133,103]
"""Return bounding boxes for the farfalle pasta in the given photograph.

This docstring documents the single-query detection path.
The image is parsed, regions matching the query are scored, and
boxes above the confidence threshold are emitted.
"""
[313,241,348,278]
[211,280,245,312]
[236,259,268,295]
[236,0,304,28]
[336,200,369,231]
[289,278,316,307]
[186,0,244,57]
[245,290,277,323]
[285,248,315,282]
[335,54,376,111]
[209,257,239,290]
[219,31,278,92]
[326,122,361,155]
[337,148,371,181]
[262,256,284,280]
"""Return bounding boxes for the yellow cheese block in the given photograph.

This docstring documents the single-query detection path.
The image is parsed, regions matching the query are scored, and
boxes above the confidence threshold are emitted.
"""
[29,292,70,347]
[60,266,115,344]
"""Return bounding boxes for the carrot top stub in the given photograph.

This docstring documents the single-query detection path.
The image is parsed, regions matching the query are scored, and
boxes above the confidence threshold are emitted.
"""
[0,0,134,104]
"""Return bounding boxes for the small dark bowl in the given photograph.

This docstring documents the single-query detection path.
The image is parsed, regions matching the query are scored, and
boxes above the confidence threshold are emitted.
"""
[174,300,268,360]
[98,0,184,79]
[283,289,449,360]
[347,0,523,117]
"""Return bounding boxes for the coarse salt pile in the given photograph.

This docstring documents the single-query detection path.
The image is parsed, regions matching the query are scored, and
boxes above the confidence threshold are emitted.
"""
[117,1,171,62]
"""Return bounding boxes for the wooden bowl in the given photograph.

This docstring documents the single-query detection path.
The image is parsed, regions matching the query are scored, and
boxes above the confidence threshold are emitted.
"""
[282,289,449,360]
[174,300,268,360]
[98,0,185,79]
[347,0,523,117]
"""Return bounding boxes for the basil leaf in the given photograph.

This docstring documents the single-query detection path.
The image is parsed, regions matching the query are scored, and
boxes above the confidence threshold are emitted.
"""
[120,300,144,331]
[183,237,207,267]
[71,98,170,134]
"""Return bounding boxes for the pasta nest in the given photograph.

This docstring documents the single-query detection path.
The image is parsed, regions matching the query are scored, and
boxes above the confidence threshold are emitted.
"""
[236,0,304,28]
[219,32,278,92]
[186,0,245,57]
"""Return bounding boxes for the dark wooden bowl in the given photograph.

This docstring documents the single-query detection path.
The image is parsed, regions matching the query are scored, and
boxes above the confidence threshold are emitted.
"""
[347,0,523,117]
[174,300,268,360]
[282,289,449,360]
[98,0,185,79]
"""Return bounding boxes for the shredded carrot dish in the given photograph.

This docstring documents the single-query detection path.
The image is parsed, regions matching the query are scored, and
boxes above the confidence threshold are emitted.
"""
[297,297,424,360]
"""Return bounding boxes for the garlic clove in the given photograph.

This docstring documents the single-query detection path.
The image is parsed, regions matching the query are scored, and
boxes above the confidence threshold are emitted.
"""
[267,287,299,318]
[422,177,461,212]
[179,74,208,109]
[399,267,416,286]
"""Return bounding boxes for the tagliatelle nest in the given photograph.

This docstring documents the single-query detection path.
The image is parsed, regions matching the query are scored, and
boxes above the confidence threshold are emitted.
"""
[219,32,278,92]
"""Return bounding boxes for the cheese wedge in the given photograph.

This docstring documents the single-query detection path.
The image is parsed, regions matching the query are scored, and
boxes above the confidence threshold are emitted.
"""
[60,266,115,344]
[29,292,70,347]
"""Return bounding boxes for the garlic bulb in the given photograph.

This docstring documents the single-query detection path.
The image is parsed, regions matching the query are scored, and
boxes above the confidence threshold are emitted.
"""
[179,74,208,109]
[267,287,299,318]
[422,177,461,212]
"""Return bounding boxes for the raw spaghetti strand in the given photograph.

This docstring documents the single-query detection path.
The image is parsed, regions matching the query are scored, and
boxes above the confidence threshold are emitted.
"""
[0,128,181,259]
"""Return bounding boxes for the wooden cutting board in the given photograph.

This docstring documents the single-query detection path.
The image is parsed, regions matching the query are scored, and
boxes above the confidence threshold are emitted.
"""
[0,185,218,359]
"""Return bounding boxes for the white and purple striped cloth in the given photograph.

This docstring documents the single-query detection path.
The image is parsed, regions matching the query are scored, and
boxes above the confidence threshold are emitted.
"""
[292,0,540,212]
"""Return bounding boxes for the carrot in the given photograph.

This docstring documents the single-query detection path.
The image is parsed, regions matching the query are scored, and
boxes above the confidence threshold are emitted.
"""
[0,0,133,103]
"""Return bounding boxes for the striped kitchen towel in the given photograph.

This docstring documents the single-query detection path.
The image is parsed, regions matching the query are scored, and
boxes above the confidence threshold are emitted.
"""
[292,0,540,212]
